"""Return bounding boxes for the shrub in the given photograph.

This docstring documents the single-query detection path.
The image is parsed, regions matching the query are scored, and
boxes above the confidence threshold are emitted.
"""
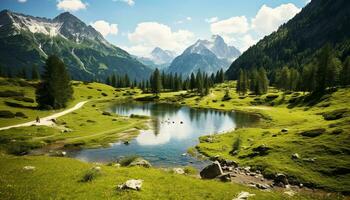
[184,166,197,175]
[300,128,326,137]
[15,112,27,118]
[0,110,15,118]
[322,108,350,120]
[130,114,149,119]
[265,94,279,100]
[5,101,26,108]
[80,168,101,182]
[0,90,24,97]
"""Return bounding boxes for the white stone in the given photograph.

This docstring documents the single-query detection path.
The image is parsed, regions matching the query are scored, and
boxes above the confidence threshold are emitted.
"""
[233,191,255,200]
[173,168,185,175]
[118,179,143,190]
[23,166,36,171]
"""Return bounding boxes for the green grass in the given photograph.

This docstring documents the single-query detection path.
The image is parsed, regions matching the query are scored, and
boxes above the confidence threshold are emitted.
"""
[144,82,350,193]
[0,154,339,200]
[0,79,349,198]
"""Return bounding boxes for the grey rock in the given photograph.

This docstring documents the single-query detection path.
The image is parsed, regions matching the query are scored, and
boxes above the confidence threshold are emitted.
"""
[200,161,223,179]
[118,179,143,191]
[129,158,152,168]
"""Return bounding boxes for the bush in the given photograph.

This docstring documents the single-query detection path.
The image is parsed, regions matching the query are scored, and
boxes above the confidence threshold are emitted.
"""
[0,110,15,118]
[0,90,24,97]
[5,101,26,108]
[13,96,35,103]
[15,112,27,118]
[80,168,101,182]
[265,94,279,100]
[130,114,149,119]
[184,166,197,175]
[322,108,350,120]
[300,128,326,137]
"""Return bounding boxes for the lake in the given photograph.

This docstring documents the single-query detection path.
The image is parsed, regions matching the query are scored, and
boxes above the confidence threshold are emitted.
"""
[70,102,259,168]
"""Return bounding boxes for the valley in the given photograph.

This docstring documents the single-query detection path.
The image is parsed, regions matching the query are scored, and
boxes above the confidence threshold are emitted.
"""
[0,0,349,199]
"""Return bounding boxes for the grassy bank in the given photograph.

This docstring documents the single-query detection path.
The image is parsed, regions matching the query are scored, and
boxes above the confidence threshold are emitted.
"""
[0,78,148,153]
[0,154,340,200]
[148,82,350,194]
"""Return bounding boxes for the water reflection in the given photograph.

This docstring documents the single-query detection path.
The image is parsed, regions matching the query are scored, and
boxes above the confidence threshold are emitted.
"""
[70,102,259,168]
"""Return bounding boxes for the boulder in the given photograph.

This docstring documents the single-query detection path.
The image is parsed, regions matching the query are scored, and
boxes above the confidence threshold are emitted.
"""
[274,173,289,186]
[256,183,270,190]
[218,173,231,182]
[200,161,223,179]
[233,191,255,200]
[118,179,143,191]
[173,168,185,175]
[129,158,152,168]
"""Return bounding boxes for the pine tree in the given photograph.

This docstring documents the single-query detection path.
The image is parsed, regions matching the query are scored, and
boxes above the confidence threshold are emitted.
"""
[219,69,225,83]
[190,73,196,91]
[236,69,243,95]
[31,65,40,80]
[301,62,317,92]
[340,56,350,86]
[151,68,162,95]
[257,67,269,94]
[111,74,116,87]
[36,55,73,109]
[196,70,204,95]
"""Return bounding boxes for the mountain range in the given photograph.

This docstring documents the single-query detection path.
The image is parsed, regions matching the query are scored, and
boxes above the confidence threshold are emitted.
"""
[167,35,240,77]
[0,10,152,81]
[226,0,350,79]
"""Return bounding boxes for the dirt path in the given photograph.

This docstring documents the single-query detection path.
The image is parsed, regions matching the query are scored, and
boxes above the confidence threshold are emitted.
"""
[0,101,89,131]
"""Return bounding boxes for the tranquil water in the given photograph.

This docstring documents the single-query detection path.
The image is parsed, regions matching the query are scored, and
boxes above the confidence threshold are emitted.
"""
[70,102,259,168]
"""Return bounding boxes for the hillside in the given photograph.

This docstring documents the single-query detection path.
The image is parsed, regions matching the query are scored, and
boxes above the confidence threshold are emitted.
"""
[226,0,350,79]
[0,10,152,81]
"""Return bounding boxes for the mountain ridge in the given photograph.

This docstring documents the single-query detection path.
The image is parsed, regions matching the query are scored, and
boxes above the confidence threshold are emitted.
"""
[0,9,152,81]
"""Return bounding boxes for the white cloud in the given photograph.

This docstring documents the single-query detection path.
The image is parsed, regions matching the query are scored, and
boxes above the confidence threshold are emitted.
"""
[126,22,195,56]
[113,0,135,6]
[251,3,301,36]
[91,20,118,37]
[205,17,219,23]
[210,16,249,35]
[57,0,87,12]
[186,17,192,21]
[208,3,300,52]
[18,0,27,3]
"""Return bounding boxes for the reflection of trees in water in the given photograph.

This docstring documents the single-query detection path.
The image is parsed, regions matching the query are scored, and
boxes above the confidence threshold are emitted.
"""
[149,103,181,118]
[231,112,259,128]
[152,118,160,136]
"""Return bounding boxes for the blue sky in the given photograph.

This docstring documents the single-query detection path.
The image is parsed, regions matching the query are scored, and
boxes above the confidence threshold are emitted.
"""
[0,0,310,56]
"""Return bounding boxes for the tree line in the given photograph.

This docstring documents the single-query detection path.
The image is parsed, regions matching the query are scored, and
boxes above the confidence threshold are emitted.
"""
[141,68,225,96]
[236,44,350,95]
[0,65,40,80]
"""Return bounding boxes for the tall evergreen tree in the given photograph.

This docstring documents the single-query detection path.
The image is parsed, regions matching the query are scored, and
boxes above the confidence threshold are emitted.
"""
[151,68,162,95]
[196,70,204,95]
[111,74,116,87]
[340,56,350,86]
[36,55,73,109]
[31,65,40,80]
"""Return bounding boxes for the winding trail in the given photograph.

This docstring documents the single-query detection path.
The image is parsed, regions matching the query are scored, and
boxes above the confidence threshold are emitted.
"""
[0,101,89,131]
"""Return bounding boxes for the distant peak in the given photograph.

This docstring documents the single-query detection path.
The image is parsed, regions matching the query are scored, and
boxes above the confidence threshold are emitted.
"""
[54,12,81,23]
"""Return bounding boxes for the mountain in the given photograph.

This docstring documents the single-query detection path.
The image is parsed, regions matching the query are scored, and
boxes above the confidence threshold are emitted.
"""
[0,10,152,81]
[167,35,240,77]
[150,47,176,65]
[226,0,350,79]
[136,47,176,70]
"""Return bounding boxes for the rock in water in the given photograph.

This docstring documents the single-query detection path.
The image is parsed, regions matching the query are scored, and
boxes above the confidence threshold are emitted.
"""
[118,179,143,191]
[233,191,255,200]
[200,161,223,179]
[129,158,152,168]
